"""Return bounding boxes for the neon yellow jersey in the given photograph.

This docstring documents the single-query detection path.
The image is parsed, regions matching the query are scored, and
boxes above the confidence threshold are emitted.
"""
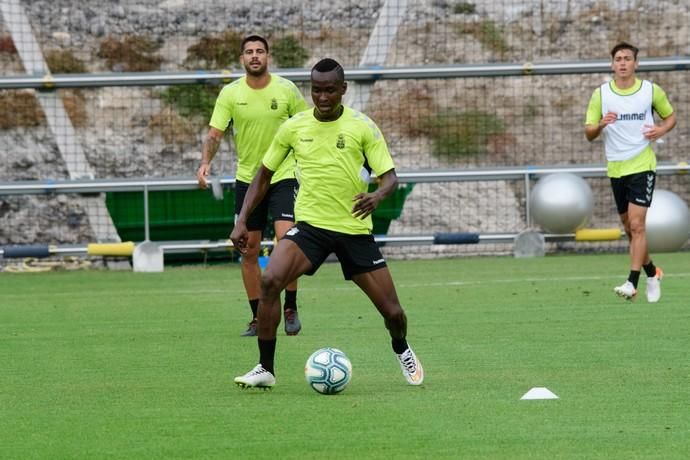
[209,74,308,183]
[263,106,395,235]
[585,78,674,178]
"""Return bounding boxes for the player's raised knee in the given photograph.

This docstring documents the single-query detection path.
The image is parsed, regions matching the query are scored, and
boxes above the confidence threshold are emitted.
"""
[261,269,288,296]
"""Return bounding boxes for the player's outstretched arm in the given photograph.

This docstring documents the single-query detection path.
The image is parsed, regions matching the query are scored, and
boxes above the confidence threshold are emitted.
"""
[352,169,398,219]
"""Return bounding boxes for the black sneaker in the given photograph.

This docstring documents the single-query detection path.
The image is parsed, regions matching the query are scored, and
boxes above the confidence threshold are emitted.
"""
[240,319,257,337]
[284,309,301,336]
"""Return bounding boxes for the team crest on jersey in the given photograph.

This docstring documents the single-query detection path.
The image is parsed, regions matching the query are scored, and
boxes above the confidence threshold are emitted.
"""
[270,98,278,110]
[336,134,345,149]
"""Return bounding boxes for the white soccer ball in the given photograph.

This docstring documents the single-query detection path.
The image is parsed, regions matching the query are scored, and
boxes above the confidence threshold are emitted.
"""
[304,347,352,395]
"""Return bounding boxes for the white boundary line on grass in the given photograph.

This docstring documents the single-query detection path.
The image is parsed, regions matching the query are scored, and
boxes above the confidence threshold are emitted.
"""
[368,272,690,290]
[7,272,689,298]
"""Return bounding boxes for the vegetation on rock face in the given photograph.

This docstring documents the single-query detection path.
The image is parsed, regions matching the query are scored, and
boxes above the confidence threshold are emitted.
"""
[271,35,309,68]
[0,89,88,130]
[184,29,242,70]
[147,106,198,146]
[60,90,89,128]
[158,84,221,122]
[0,35,17,54]
[423,110,505,157]
[45,49,88,74]
[0,91,45,129]
[369,84,437,137]
[454,2,477,14]
[457,19,510,56]
[97,35,163,72]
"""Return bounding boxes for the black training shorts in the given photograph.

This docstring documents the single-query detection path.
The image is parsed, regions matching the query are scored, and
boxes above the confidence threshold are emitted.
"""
[610,171,656,214]
[235,178,298,232]
[282,222,387,280]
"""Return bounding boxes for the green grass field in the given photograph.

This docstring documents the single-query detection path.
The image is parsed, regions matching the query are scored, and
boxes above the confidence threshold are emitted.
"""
[1,253,689,459]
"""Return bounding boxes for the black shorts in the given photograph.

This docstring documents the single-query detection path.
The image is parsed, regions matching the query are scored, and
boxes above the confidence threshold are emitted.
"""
[235,179,297,232]
[282,222,387,280]
[610,171,656,214]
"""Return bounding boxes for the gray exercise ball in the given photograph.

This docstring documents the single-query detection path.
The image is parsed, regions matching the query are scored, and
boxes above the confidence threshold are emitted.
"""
[530,173,594,234]
[646,189,690,252]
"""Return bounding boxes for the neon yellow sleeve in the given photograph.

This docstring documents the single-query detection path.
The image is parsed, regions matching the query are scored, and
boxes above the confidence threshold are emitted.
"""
[209,84,234,131]
[263,121,293,172]
[584,88,602,126]
[288,83,309,115]
[362,117,395,176]
[652,83,674,119]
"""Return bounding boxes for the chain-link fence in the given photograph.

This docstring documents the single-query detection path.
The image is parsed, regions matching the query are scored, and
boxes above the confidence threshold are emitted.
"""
[1,0,689,257]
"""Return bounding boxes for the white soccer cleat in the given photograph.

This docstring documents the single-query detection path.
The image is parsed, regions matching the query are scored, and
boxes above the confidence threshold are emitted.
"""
[396,346,424,385]
[234,364,275,389]
[614,280,637,300]
[646,268,663,303]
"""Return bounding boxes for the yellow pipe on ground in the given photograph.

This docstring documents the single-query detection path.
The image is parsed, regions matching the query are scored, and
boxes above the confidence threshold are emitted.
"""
[87,241,135,256]
[575,228,622,242]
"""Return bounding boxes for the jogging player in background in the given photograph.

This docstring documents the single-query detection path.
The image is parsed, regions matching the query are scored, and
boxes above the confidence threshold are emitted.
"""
[585,42,676,302]
[197,35,309,335]
[231,58,424,389]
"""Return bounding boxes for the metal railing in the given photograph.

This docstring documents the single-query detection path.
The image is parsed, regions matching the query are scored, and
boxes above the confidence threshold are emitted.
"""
[2,57,690,90]
[1,162,688,242]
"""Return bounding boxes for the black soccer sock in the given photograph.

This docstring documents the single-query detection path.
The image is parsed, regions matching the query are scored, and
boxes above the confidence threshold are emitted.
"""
[643,261,657,278]
[627,270,641,289]
[258,338,276,375]
[284,290,297,311]
[249,299,259,319]
[391,337,409,355]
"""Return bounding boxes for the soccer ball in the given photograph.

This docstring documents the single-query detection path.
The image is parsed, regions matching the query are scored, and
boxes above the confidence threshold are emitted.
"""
[304,347,352,395]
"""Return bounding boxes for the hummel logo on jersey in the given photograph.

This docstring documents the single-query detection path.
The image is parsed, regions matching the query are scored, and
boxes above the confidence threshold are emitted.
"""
[336,134,345,149]
[236,102,248,106]
[616,112,646,121]
[372,258,385,265]
[286,227,300,236]
[281,213,294,219]
[270,98,278,110]
[300,138,314,142]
